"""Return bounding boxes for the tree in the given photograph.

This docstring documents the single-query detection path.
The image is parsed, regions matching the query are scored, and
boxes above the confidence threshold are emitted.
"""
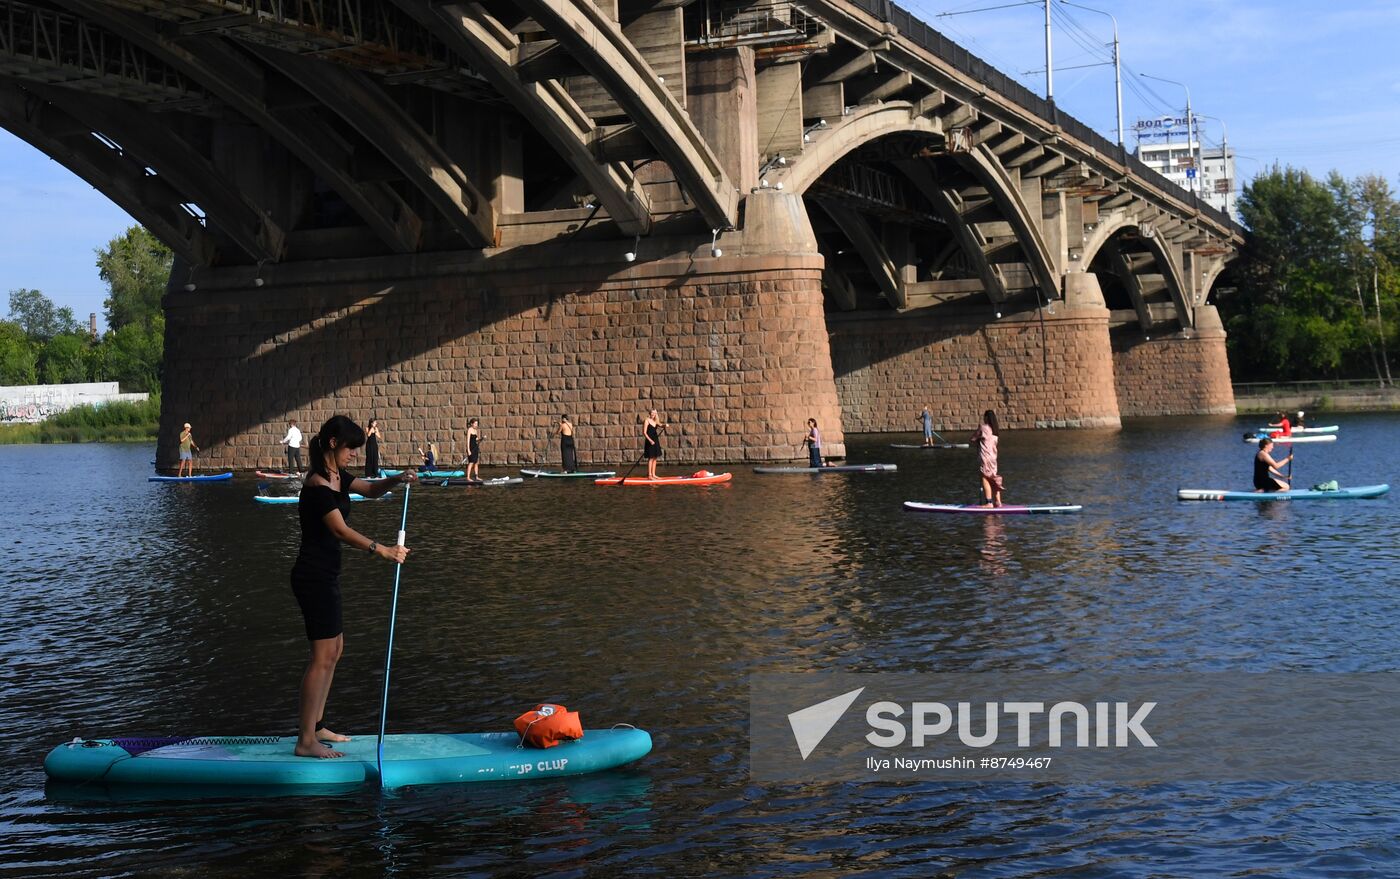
[1218,165,1382,381]
[8,288,78,341]
[39,334,89,385]
[98,225,173,330]
[0,320,37,386]
[103,315,164,392]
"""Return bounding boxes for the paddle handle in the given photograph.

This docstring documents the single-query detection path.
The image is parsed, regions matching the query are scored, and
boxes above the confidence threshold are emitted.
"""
[396,529,406,548]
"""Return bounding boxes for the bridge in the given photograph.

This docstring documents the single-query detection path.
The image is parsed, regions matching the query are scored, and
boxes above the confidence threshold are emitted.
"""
[0,0,1243,466]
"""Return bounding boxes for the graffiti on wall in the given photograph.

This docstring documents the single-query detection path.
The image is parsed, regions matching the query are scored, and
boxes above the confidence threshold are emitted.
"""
[0,399,61,423]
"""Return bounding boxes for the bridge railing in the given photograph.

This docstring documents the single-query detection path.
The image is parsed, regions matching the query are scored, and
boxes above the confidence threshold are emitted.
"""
[845,0,1240,233]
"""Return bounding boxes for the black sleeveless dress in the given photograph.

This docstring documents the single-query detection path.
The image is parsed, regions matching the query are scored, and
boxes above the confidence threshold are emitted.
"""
[1253,454,1281,491]
[364,433,379,478]
[644,423,661,459]
[561,432,578,472]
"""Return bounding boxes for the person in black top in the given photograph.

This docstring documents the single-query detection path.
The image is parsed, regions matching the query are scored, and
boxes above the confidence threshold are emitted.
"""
[558,414,578,473]
[1253,437,1292,492]
[291,415,415,759]
[466,418,482,482]
[643,409,665,480]
[364,418,381,478]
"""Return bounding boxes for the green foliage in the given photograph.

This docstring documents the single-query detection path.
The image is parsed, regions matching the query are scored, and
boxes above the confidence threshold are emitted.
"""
[0,319,37,385]
[0,394,160,444]
[98,225,173,331]
[103,315,164,393]
[8,288,79,341]
[1219,165,1400,381]
[39,333,89,384]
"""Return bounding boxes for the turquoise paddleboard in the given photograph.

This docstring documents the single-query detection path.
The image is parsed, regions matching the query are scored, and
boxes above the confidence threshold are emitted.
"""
[1177,485,1389,501]
[149,473,233,482]
[45,728,651,789]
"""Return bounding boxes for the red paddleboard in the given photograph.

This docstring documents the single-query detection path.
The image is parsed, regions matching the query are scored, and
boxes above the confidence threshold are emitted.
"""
[594,471,733,487]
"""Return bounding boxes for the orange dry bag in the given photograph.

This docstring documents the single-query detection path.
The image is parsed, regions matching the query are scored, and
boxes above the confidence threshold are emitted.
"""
[513,703,584,749]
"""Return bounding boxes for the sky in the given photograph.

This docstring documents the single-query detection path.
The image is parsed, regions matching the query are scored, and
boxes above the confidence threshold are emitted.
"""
[2,0,1398,329]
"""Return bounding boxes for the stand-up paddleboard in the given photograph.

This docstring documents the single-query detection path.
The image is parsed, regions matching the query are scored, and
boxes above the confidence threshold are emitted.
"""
[439,477,524,487]
[595,471,733,487]
[255,470,299,480]
[1177,484,1388,501]
[44,727,651,789]
[1242,434,1336,444]
[904,501,1083,514]
[149,473,233,482]
[382,469,466,478]
[889,443,971,450]
[754,464,898,474]
[520,469,617,479]
[1255,425,1338,435]
[254,493,389,504]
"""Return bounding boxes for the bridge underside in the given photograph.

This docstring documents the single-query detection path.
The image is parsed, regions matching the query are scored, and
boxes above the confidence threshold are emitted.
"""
[0,0,1239,465]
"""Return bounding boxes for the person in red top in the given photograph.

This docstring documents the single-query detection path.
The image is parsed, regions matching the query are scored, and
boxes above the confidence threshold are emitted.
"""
[1267,411,1292,437]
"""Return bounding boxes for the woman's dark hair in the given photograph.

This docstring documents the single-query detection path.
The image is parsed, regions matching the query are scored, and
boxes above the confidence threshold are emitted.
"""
[368,417,378,429]
[469,418,479,427]
[308,415,365,479]
[807,418,817,428]
[983,410,999,435]
[1259,437,1271,449]
[561,414,570,422]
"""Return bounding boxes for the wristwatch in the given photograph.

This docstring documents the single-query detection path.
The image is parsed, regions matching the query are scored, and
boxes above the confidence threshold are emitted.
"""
[367,541,378,555]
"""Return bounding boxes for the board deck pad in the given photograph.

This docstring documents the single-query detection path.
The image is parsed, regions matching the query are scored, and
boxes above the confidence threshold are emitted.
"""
[889,443,970,450]
[904,501,1083,514]
[753,464,898,474]
[149,473,233,482]
[45,728,651,789]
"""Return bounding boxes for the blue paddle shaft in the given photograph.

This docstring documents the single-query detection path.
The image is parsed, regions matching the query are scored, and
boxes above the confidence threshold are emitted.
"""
[377,484,411,788]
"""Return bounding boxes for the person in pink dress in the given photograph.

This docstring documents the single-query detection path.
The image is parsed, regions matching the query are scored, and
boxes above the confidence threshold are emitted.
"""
[973,409,1004,507]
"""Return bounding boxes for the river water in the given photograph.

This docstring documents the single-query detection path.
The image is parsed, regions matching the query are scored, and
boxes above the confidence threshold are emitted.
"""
[3,414,1400,877]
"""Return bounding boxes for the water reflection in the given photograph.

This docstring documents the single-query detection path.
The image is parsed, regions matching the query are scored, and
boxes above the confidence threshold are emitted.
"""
[3,415,1400,876]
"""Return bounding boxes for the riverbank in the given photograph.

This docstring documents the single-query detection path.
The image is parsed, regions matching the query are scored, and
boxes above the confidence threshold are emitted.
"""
[1233,381,1400,414]
[0,397,159,444]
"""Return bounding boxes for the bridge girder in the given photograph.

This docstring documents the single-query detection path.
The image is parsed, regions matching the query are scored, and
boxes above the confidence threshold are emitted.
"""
[386,1,652,236]
[47,0,425,257]
[0,79,216,263]
[515,0,736,230]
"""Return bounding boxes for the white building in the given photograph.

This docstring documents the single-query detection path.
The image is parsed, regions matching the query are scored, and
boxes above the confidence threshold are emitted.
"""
[1132,116,1236,219]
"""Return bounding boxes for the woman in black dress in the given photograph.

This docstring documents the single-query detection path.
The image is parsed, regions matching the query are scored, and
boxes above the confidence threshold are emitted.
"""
[363,418,381,478]
[558,414,578,473]
[643,409,665,480]
[291,415,414,759]
[466,418,482,482]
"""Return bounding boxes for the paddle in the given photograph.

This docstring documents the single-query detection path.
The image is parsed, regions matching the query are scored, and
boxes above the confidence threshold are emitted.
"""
[611,451,646,485]
[376,484,411,789]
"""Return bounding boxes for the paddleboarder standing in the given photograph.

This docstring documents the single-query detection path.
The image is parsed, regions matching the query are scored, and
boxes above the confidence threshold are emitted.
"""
[1253,437,1292,492]
[974,409,1004,508]
[558,415,578,473]
[280,419,304,473]
[643,409,665,480]
[364,418,381,478]
[918,406,935,447]
[177,422,199,478]
[804,418,824,468]
[466,419,482,481]
[291,415,414,759]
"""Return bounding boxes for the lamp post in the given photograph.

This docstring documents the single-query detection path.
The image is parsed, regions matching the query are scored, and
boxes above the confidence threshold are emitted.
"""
[1140,73,1197,197]
[1044,0,1053,102]
[1195,114,1232,217]
[1058,0,1122,147]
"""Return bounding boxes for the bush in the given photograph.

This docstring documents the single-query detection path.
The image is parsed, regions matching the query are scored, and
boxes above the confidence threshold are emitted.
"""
[0,394,160,444]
